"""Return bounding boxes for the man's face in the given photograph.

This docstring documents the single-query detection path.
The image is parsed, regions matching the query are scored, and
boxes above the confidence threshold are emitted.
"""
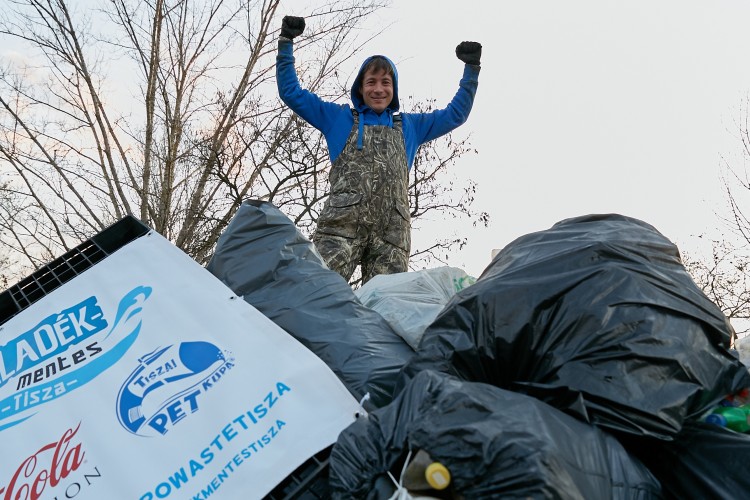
[360,68,393,114]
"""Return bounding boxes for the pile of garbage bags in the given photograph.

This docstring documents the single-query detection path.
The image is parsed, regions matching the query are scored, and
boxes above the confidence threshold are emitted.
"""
[209,203,750,499]
[330,369,662,498]
[399,213,747,438]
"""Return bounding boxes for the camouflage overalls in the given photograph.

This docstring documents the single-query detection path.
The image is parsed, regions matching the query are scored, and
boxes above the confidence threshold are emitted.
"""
[313,111,410,283]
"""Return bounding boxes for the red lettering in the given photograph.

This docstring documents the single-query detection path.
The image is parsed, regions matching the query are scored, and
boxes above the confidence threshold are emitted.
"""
[0,423,85,500]
[32,469,48,499]
[49,425,83,487]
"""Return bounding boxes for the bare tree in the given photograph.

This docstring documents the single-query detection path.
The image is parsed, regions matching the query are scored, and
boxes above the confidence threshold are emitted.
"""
[681,95,750,342]
[405,97,488,269]
[682,239,750,341]
[0,0,485,286]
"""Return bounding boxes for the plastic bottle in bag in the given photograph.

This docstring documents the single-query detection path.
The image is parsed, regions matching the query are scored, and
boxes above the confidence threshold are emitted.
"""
[704,405,750,433]
[725,387,750,406]
[401,449,452,492]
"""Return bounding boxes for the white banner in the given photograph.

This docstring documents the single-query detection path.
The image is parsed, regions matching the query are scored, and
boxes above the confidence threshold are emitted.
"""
[0,230,361,500]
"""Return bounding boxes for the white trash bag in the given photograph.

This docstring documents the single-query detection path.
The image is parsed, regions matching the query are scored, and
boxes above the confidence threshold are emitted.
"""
[736,334,750,367]
[355,266,475,349]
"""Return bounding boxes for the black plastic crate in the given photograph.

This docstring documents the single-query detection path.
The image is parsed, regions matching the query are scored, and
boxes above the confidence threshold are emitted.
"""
[0,215,150,325]
[264,445,332,500]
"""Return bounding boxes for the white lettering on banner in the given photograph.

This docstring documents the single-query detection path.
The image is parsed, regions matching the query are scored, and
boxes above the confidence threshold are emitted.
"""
[138,382,291,500]
[0,297,107,387]
[12,381,67,410]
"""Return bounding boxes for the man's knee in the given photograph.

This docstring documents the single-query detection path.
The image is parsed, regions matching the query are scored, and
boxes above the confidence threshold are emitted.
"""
[362,244,408,283]
[313,232,358,281]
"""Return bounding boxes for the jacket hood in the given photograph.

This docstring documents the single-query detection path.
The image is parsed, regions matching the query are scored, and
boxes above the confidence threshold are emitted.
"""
[351,55,400,113]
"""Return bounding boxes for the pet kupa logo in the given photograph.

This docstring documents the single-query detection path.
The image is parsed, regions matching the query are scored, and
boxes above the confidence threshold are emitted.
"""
[0,286,152,431]
[117,341,234,436]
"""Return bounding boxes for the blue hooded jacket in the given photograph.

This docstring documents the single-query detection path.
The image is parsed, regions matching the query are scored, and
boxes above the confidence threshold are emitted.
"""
[276,38,479,170]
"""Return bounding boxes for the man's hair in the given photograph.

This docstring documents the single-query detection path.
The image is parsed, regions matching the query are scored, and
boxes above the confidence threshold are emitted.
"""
[362,56,394,78]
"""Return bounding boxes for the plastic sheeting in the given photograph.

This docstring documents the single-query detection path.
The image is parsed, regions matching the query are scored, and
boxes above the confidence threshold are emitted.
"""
[355,267,475,349]
[206,200,414,407]
[399,214,750,440]
[329,369,662,499]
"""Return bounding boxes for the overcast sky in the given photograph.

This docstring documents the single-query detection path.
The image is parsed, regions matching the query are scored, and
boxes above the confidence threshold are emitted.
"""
[340,0,750,277]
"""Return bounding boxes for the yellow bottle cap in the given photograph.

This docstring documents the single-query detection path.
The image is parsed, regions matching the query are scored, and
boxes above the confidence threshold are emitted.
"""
[425,462,451,490]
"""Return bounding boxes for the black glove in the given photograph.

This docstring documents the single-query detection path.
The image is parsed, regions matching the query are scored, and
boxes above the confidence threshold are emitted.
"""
[281,16,305,40]
[455,41,482,66]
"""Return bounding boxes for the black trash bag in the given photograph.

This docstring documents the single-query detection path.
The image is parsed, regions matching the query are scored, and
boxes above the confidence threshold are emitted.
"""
[622,420,750,499]
[207,200,414,407]
[329,369,662,499]
[399,214,750,439]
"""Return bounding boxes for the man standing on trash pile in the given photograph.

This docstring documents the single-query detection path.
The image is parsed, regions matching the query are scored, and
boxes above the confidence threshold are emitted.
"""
[276,15,481,283]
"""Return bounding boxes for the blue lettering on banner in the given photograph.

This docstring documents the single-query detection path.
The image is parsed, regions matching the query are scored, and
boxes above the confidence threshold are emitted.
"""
[138,382,291,500]
[116,342,235,436]
[0,286,151,431]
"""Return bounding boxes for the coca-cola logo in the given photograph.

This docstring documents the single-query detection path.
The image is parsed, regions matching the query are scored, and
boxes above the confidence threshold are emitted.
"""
[0,423,85,500]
